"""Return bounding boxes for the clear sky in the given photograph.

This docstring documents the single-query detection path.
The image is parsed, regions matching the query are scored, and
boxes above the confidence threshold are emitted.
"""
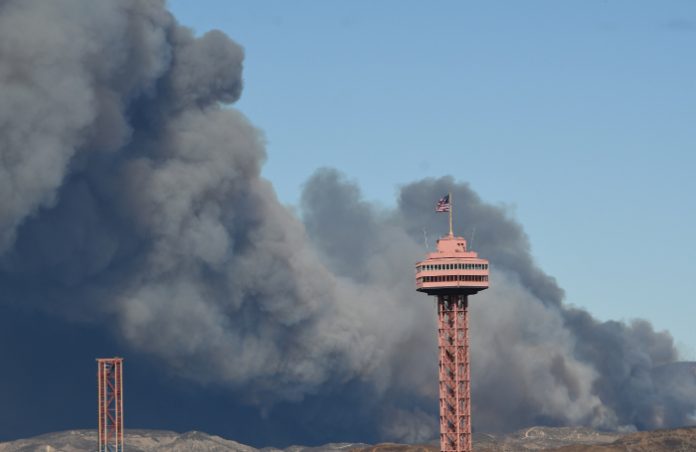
[168,1,696,355]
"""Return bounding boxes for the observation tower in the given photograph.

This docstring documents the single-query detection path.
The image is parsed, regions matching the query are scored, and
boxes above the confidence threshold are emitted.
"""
[97,357,124,452]
[415,194,489,452]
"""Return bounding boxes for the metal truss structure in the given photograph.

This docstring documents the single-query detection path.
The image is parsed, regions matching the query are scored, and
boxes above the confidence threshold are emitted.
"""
[97,357,124,452]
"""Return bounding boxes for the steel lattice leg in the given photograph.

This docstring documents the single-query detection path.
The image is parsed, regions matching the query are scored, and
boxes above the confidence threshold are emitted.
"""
[438,295,470,452]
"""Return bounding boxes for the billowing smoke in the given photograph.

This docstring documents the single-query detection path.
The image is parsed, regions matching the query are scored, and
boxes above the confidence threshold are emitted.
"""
[303,172,692,434]
[0,0,694,446]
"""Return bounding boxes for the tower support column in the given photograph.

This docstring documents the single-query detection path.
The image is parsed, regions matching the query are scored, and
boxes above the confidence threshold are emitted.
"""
[97,358,124,452]
[437,295,471,452]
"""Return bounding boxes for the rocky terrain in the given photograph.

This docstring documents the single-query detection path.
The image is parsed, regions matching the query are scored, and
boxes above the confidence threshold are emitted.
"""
[1,426,696,452]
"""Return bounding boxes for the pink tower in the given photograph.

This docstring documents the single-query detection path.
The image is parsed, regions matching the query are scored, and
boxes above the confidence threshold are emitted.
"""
[97,357,124,452]
[416,212,489,452]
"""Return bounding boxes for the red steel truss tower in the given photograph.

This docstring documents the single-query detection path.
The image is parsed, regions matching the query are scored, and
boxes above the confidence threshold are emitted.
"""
[97,357,124,452]
[416,232,489,452]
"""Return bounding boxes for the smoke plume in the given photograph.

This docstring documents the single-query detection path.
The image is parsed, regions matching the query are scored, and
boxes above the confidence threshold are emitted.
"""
[0,0,694,446]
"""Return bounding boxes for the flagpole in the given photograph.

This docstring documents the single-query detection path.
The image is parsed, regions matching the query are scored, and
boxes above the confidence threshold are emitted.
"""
[449,191,453,237]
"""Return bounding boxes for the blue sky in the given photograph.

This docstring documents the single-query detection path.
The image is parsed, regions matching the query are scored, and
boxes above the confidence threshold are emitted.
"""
[169,1,696,355]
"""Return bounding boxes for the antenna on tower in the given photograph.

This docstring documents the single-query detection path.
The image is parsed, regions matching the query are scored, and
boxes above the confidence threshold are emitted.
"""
[470,226,476,250]
[423,228,430,251]
[449,192,454,237]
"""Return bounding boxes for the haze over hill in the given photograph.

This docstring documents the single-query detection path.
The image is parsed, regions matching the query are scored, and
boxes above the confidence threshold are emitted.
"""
[0,0,695,447]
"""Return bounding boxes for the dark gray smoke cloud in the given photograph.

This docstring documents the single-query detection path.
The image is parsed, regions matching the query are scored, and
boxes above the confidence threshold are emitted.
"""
[0,0,694,446]
[301,171,696,435]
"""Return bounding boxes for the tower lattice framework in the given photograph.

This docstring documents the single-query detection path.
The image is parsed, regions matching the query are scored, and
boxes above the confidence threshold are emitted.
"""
[97,357,124,452]
[437,295,471,452]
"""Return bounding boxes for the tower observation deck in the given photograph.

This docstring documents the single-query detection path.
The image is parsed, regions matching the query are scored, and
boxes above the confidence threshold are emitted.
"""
[416,233,489,452]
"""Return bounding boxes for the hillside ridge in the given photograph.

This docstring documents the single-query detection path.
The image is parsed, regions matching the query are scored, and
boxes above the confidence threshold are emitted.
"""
[2,426,696,452]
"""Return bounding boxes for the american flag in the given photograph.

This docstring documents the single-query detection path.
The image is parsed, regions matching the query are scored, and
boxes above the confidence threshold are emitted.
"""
[435,194,450,212]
